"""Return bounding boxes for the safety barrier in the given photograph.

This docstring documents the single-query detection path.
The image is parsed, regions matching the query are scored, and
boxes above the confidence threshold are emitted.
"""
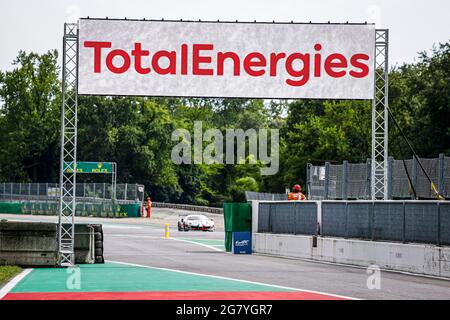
[257,201,317,235]
[0,200,141,218]
[152,202,223,214]
[253,200,450,246]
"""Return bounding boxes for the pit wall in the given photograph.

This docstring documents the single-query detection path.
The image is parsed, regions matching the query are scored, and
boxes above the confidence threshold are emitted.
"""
[251,200,450,278]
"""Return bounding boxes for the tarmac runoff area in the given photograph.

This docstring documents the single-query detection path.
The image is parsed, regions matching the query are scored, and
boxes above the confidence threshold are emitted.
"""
[1,209,450,300]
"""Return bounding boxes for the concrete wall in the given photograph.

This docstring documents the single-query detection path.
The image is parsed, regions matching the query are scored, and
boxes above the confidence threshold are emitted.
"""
[0,221,103,266]
[253,233,450,278]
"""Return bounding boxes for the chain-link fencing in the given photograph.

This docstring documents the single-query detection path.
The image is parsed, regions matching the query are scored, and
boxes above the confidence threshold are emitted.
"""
[307,154,449,200]
[0,183,145,203]
[245,191,287,201]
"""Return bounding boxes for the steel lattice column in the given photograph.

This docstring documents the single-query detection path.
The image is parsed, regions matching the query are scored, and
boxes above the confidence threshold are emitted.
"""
[371,29,389,200]
[58,23,78,266]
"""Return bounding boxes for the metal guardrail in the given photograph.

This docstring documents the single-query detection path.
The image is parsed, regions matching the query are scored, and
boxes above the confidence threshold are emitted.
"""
[255,200,450,246]
[152,202,223,214]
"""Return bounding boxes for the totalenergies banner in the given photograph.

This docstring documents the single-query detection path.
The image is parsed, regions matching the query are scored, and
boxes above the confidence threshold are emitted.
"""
[78,19,375,99]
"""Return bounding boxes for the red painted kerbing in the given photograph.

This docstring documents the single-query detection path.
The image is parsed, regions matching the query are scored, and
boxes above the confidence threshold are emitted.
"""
[3,291,347,300]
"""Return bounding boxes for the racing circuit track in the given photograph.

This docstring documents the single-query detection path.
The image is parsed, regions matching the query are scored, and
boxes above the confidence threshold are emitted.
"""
[1,209,450,300]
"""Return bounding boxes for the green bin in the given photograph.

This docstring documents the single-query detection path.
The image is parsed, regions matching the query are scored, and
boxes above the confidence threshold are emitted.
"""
[223,203,252,252]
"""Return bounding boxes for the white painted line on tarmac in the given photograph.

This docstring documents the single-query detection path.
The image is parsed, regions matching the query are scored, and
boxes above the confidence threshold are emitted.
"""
[108,234,165,239]
[169,237,224,252]
[107,260,359,300]
[102,225,145,229]
[0,268,33,300]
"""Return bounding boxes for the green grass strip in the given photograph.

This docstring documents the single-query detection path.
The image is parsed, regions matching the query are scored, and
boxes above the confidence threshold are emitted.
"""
[0,266,22,286]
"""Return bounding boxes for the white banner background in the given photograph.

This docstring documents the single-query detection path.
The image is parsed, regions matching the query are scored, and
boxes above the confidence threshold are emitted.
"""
[78,19,375,99]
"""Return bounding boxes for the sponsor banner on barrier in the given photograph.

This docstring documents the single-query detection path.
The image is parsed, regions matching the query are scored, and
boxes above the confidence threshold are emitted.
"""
[78,19,375,99]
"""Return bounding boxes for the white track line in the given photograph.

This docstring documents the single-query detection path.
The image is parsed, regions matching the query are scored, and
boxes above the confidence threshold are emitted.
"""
[0,268,33,300]
[169,237,224,252]
[107,260,358,300]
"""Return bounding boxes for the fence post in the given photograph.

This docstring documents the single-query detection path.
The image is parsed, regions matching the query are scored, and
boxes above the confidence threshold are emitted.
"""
[342,161,348,200]
[306,163,311,199]
[387,156,394,200]
[411,156,418,200]
[438,153,445,197]
[402,201,406,243]
[268,203,273,233]
[124,184,128,201]
[344,201,348,239]
[28,183,31,200]
[103,182,106,199]
[366,158,372,200]
[324,162,330,200]
[371,201,375,240]
[437,202,441,246]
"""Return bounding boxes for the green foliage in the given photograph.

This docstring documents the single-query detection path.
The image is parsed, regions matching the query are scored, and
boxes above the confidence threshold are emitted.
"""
[0,50,60,182]
[229,176,259,202]
[0,41,449,205]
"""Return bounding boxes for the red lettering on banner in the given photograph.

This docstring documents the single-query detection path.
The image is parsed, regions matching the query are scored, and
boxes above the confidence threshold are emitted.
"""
[152,51,177,75]
[83,41,372,87]
[349,54,370,78]
[217,52,240,76]
[314,44,322,77]
[181,44,188,75]
[324,53,348,78]
[285,53,310,87]
[84,41,112,73]
[106,49,131,74]
[269,53,286,76]
[131,43,150,74]
[243,52,266,77]
[192,44,214,75]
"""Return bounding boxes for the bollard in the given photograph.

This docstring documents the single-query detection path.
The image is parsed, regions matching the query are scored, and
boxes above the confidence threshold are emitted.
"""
[164,223,170,239]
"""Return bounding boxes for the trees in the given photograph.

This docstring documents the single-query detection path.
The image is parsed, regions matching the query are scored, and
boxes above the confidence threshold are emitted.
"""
[388,42,450,158]
[0,50,60,182]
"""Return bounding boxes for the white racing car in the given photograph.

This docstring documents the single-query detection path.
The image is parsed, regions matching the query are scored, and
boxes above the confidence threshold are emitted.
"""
[177,214,215,232]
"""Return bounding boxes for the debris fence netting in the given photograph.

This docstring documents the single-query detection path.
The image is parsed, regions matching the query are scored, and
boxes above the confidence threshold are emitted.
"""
[307,155,449,200]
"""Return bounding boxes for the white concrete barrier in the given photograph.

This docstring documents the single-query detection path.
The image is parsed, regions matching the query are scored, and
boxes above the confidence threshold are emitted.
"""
[253,233,450,278]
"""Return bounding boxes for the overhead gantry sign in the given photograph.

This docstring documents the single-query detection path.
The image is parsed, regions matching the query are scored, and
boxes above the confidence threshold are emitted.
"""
[58,19,388,266]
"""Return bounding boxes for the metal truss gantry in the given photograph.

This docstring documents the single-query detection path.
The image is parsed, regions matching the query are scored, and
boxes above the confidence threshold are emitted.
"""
[57,23,390,265]
[58,23,78,266]
[371,29,389,200]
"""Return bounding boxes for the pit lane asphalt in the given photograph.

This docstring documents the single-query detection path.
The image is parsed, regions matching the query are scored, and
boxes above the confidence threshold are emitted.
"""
[1,212,449,300]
